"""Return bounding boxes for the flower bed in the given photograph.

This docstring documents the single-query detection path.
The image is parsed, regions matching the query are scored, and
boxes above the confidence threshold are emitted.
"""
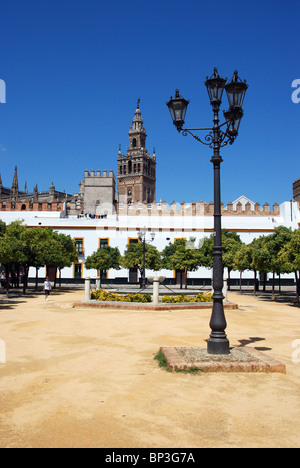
[161,293,213,303]
[90,289,152,303]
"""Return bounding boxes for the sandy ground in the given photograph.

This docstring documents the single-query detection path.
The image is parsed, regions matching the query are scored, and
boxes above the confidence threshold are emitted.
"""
[0,289,299,448]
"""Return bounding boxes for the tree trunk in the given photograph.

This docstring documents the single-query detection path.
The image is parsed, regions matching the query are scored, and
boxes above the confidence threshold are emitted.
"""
[272,272,275,301]
[227,268,231,291]
[23,266,29,294]
[35,267,39,291]
[5,265,10,298]
[239,271,242,293]
[53,268,58,289]
[253,269,257,296]
[16,265,20,289]
[262,272,266,292]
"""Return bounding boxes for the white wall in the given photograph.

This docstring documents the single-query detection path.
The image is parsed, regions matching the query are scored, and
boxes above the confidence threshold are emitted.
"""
[1,201,299,282]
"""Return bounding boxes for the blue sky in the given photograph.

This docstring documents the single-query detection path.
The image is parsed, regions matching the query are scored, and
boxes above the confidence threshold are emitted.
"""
[0,0,299,206]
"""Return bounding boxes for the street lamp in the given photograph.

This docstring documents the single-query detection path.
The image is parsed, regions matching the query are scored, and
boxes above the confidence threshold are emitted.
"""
[166,89,190,132]
[138,227,155,289]
[166,68,248,355]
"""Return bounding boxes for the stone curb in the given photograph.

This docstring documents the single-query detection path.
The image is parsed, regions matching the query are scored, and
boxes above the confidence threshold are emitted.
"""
[74,301,239,311]
[160,346,287,374]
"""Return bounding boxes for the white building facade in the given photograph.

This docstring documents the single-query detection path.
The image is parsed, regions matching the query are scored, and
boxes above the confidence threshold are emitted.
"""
[1,197,299,285]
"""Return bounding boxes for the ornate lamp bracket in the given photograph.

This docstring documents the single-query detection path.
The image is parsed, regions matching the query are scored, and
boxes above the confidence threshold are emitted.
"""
[181,121,236,148]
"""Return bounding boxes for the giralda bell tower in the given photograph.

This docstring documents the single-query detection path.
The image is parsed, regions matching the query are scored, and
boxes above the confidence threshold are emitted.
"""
[117,100,156,204]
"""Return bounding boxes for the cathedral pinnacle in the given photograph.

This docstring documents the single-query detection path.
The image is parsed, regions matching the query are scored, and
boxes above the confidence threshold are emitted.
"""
[11,166,19,192]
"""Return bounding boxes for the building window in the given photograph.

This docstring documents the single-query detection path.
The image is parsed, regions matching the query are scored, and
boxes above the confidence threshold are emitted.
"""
[98,268,108,280]
[128,238,139,245]
[73,263,83,279]
[99,238,109,249]
[74,238,84,255]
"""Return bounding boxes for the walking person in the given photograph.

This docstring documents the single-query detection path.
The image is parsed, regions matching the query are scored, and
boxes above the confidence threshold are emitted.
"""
[43,276,51,301]
[0,273,5,288]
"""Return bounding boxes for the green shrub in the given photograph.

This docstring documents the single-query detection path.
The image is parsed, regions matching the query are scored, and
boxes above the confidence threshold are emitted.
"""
[90,289,152,303]
[161,293,213,303]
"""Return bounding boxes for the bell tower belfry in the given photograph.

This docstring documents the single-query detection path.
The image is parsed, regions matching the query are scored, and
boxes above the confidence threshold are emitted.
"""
[117,100,156,204]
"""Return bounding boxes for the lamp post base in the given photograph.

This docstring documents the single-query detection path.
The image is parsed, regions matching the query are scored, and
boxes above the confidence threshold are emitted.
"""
[207,334,230,355]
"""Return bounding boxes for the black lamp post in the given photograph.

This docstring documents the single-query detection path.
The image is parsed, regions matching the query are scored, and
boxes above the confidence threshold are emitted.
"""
[166,68,248,355]
[138,227,155,289]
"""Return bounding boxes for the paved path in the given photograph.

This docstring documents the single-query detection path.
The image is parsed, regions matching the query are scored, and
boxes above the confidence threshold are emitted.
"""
[0,290,299,448]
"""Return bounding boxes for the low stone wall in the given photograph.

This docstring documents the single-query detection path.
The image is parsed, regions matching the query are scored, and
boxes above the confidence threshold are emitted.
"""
[74,300,238,311]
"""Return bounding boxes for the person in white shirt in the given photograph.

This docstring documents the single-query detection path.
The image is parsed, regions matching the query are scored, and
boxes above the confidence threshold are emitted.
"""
[43,277,51,301]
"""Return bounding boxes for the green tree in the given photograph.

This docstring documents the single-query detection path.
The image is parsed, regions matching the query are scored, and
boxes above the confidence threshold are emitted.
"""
[21,226,52,293]
[198,236,214,268]
[0,221,26,296]
[121,242,162,284]
[43,230,78,288]
[278,229,300,302]
[250,227,292,298]
[198,230,242,290]
[244,237,271,295]
[161,238,200,289]
[263,227,292,297]
[222,231,243,290]
[0,220,6,236]
[85,246,121,288]
[233,243,252,292]
[251,236,270,293]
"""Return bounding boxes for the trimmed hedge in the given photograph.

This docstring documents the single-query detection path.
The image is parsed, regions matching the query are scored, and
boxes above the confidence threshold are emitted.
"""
[161,293,213,303]
[91,289,152,303]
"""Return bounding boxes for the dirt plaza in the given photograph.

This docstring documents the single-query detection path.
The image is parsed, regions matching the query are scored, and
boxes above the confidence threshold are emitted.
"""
[0,289,299,448]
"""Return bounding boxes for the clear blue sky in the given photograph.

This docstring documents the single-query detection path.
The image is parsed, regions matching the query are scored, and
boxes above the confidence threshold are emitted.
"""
[0,0,299,206]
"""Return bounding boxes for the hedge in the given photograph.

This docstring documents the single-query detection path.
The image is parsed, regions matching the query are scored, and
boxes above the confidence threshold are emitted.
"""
[91,289,152,303]
[161,293,213,303]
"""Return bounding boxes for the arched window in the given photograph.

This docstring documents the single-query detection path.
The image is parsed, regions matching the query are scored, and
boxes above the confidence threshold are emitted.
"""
[132,138,137,148]
[21,204,26,211]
